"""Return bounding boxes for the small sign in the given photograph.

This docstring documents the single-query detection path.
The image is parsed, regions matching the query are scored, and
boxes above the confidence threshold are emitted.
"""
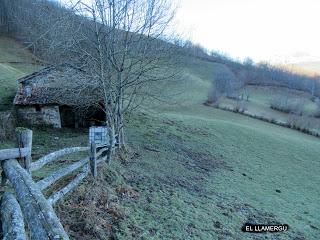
[242,223,289,233]
[89,127,109,145]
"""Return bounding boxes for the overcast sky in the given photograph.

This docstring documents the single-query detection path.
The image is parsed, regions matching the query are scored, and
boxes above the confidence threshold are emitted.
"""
[60,0,320,63]
[174,0,320,63]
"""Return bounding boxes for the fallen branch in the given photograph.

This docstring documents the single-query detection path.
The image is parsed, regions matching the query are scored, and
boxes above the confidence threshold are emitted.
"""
[1,192,27,240]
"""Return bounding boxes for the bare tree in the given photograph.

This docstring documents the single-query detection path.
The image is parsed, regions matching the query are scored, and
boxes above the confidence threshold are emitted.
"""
[61,0,179,152]
[2,0,180,160]
[207,66,243,105]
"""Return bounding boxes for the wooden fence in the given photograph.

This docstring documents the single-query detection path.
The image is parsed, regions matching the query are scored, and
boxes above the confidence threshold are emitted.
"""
[0,128,112,240]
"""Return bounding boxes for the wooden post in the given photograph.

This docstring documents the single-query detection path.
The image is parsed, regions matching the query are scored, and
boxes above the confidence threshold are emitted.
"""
[15,128,32,173]
[90,143,97,178]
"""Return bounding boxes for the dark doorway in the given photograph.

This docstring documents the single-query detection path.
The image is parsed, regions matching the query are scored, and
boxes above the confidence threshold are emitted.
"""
[87,108,105,126]
[60,106,75,127]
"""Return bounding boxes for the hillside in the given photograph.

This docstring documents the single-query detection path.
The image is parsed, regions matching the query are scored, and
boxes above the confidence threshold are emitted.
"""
[0,37,41,110]
[0,38,320,239]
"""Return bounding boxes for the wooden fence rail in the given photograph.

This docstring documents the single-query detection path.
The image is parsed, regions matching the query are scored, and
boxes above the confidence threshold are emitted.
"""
[0,147,30,161]
[2,159,70,240]
[0,127,112,240]
[0,192,26,240]
[31,146,89,171]
[48,164,89,205]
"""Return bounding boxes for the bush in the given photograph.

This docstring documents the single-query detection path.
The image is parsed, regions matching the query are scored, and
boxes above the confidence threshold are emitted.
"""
[270,96,304,115]
[207,67,244,105]
[206,88,220,105]
[234,100,247,113]
[287,115,313,133]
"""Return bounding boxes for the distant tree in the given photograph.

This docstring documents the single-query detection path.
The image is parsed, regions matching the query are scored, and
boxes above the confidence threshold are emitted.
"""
[207,67,241,104]
[243,57,254,66]
[269,94,304,116]
[314,98,320,118]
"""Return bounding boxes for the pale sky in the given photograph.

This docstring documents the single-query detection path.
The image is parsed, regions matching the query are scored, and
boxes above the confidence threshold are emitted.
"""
[174,0,320,63]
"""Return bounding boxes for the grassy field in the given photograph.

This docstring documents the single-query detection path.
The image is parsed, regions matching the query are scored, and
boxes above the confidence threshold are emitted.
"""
[0,39,320,239]
[0,37,41,110]
[218,85,320,134]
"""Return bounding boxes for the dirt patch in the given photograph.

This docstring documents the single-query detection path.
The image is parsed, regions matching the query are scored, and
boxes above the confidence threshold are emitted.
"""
[179,147,232,174]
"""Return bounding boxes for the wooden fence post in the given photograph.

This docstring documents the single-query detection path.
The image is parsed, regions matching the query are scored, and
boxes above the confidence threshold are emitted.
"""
[90,143,97,179]
[15,128,32,173]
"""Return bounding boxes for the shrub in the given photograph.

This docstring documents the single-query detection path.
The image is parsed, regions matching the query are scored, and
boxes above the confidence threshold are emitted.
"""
[207,66,244,105]
[206,88,221,105]
[270,96,304,116]
[287,115,312,131]
[234,100,247,113]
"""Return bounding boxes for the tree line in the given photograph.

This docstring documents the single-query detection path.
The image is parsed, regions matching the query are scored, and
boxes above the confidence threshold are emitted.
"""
[182,41,320,99]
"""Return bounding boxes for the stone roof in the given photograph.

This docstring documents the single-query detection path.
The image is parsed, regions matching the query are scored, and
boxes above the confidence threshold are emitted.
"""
[16,63,83,84]
[13,63,91,106]
[14,86,61,105]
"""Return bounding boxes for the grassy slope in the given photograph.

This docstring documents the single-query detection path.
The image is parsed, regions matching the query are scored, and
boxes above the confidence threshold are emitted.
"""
[0,39,319,239]
[114,58,320,239]
[0,37,40,110]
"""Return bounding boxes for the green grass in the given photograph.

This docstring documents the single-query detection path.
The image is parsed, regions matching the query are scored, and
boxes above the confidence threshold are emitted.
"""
[0,38,319,239]
[109,59,320,239]
[114,101,320,239]
[0,37,41,110]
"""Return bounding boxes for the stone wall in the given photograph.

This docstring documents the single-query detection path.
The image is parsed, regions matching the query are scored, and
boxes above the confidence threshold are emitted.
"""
[16,105,61,128]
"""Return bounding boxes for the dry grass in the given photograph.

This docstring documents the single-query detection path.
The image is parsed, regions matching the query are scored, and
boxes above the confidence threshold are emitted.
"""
[54,149,139,240]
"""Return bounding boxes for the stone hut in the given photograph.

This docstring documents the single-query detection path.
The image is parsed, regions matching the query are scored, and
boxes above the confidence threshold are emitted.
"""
[13,64,103,128]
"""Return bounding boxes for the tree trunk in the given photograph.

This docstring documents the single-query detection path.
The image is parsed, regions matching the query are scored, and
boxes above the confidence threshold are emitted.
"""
[106,124,115,164]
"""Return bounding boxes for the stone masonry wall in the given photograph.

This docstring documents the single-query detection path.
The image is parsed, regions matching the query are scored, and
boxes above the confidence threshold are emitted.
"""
[16,106,61,128]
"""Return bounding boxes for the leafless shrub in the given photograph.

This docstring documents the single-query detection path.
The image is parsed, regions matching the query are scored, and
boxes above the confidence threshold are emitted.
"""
[206,88,220,106]
[313,98,320,118]
[207,67,243,104]
[270,96,304,116]
[287,115,312,132]
[234,100,247,113]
